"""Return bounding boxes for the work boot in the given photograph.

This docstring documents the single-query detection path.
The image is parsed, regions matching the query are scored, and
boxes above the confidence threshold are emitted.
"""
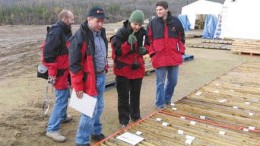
[61,114,73,124]
[46,131,66,142]
[155,106,164,111]
[120,124,127,128]
[131,118,141,123]
[91,133,105,142]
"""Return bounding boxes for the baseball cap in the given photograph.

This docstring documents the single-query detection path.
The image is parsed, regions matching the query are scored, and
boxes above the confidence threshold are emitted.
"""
[88,6,109,19]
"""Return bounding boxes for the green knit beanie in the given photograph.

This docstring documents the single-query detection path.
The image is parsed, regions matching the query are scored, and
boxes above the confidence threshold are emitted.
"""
[129,10,144,24]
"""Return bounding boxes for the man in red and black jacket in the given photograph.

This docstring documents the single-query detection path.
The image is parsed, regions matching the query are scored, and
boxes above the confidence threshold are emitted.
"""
[43,10,74,142]
[147,1,185,109]
[69,6,108,146]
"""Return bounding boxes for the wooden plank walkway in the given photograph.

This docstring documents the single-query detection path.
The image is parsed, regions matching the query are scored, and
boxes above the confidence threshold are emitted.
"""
[94,62,260,146]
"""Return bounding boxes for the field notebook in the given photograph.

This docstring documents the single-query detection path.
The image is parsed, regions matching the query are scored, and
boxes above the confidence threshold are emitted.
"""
[69,89,97,118]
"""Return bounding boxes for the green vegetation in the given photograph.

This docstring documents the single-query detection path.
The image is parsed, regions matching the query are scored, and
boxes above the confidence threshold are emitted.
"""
[0,0,225,25]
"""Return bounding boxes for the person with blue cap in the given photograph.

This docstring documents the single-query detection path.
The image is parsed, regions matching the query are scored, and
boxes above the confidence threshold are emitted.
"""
[69,6,109,146]
[110,10,150,128]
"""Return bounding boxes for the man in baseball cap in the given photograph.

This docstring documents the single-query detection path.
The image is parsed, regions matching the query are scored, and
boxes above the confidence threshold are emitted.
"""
[69,6,109,146]
[88,6,109,19]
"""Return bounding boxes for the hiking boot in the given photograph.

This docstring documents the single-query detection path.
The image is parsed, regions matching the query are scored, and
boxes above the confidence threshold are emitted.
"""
[46,131,66,142]
[155,106,164,111]
[121,124,127,128]
[131,118,141,123]
[165,102,171,108]
[91,133,105,142]
[61,114,73,124]
[165,102,171,105]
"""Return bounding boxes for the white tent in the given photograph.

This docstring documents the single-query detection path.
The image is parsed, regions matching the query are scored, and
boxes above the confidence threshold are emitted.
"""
[181,0,223,29]
[218,0,260,40]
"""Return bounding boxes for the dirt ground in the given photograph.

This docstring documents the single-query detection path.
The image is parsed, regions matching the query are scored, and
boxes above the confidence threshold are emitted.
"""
[0,25,259,146]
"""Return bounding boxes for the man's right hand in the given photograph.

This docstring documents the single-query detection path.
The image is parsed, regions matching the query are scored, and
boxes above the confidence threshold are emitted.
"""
[48,76,56,85]
[76,91,83,99]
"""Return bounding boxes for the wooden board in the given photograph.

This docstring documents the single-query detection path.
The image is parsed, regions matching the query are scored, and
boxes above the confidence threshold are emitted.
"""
[94,62,260,146]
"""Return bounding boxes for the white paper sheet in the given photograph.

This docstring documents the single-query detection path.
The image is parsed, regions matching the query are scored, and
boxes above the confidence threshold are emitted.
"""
[177,130,184,135]
[172,107,177,111]
[162,122,170,127]
[185,139,193,145]
[156,118,162,121]
[248,126,255,130]
[196,91,202,96]
[186,135,195,140]
[136,131,142,135]
[69,89,97,118]
[219,131,226,135]
[190,121,196,125]
[116,132,144,145]
[245,102,250,105]
[180,116,186,120]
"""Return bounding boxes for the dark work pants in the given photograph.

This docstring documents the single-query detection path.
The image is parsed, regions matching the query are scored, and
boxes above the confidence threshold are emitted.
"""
[116,75,143,125]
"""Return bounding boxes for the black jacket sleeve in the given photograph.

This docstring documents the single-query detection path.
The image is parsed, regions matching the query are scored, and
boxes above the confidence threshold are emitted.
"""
[43,27,62,63]
[111,27,129,56]
[175,17,185,44]
[69,31,84,73]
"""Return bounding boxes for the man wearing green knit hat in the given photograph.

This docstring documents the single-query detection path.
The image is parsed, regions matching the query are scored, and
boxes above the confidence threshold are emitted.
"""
[110,10,150,128]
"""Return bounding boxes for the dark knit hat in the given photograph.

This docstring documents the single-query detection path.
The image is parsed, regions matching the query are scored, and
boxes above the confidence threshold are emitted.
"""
[129,10,144,24]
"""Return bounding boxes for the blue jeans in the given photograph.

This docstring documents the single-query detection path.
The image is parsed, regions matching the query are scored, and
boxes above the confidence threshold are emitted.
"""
[47,87,70,132]
[76,73,106,145]
[155,66,179,108]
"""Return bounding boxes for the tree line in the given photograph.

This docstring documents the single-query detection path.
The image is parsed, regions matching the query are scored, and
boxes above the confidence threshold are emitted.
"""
[0,0,224,25]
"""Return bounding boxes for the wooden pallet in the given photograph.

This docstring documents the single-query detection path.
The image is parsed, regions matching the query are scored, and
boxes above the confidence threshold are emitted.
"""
[94,62,260,146]
[185,30,203,38]
[232,40,260,56]
[236,51,260,56]
[182,54,194,62]
[202,40,233,45]
[189,43,231,50]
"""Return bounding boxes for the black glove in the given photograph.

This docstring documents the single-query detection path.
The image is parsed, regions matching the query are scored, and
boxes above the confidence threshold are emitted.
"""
[138,46,147,55]
[150,53,155,58]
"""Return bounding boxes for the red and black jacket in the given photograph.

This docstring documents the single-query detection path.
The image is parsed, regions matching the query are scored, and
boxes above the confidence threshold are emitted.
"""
[147,12,185,69]
[69,21,108,96]
[42,21,72,89]
[111,20,150,79]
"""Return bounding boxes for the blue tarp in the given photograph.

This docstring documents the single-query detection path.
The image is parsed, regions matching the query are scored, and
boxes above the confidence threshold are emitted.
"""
[202,15,218,39]
[178,15,191,31]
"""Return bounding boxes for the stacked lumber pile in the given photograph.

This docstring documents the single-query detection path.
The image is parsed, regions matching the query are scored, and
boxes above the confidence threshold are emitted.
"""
[188,39,232,50]
[202,40,232,45]
[232,40,260,55]
[94,62,260,146]
[185,30,202,38]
